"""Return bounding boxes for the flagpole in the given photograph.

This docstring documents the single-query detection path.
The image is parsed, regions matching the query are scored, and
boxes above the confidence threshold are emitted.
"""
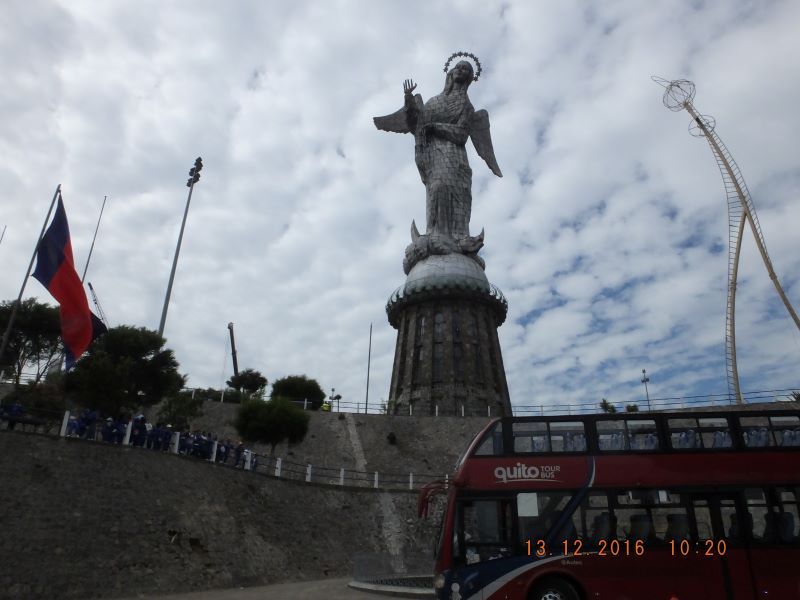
[81,195,107,283]
[364,322,372,414]
[0,185,61,375]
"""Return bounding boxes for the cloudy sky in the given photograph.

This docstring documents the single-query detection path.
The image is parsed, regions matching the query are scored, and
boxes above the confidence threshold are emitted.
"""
[2,0,799,413]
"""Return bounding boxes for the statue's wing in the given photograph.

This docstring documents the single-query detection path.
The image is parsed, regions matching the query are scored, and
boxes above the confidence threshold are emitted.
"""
[374,107,409,133]
[373,94,423,133]
[470,109,503,177]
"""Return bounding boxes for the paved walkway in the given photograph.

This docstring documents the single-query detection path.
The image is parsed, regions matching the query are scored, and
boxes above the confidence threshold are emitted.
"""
[118,578,429,600]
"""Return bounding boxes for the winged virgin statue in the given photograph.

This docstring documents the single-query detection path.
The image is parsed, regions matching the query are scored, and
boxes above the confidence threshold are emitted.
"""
[374,55,502,273]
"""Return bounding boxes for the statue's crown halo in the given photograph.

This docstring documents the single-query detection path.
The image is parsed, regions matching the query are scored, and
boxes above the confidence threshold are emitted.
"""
[444,51,482,81]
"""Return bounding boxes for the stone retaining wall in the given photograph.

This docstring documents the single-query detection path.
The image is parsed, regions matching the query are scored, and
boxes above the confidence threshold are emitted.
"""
[0,432,441,600]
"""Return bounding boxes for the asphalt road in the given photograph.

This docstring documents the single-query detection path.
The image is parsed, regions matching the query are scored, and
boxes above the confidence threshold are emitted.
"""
[118,578,426,600]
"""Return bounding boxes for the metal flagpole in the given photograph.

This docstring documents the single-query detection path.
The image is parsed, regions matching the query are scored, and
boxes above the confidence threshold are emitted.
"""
[81,195,107,283]
[364,322,372,414]
[0,185,62,376]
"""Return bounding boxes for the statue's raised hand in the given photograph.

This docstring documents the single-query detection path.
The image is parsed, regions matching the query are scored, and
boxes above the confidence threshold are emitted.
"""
[403,79,417,96]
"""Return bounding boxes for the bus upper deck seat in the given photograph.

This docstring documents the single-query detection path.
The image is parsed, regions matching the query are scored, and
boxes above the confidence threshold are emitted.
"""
[778,428,800,447]
[564,432,586,452]
[744,428,769,447]
[532,438,549,452]
[712,430,732,448]
[678,430,698,449]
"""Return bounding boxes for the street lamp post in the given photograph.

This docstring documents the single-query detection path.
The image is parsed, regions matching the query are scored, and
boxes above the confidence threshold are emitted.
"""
[641,369,651,411]
[330,388,342,412]
[158,157,202,338]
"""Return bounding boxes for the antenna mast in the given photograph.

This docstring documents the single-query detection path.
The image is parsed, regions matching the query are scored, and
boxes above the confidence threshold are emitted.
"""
[654,77,800,404]
[87,282,108,326]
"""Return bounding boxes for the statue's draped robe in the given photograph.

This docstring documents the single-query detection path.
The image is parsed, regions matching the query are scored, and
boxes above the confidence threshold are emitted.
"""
[409,90,474,240]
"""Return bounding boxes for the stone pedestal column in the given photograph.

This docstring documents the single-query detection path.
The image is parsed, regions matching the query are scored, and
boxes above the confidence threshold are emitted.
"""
[386,254,511,417]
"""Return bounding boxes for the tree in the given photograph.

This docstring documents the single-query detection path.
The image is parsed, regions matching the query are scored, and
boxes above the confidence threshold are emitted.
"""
[790,391,800,402]
[65,325,185,416]
[625,404,640,412]
[270,374,325,410]
[234,397,310,454]
[0,299,62,386]
[227,368,267,397]
[3,382,66,421]
[600,398,617,414]
[157,390,204,430]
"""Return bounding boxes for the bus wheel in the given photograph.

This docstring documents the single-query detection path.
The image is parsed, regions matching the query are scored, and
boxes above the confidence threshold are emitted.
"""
[530,578,580,600]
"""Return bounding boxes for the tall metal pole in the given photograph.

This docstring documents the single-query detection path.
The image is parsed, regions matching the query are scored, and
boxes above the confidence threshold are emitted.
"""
[0,185,61,375]
[81,195,107,283]
[158,158,202,338]
[641,369,651,411]
[227,322,239,378]
[364,323,372,414]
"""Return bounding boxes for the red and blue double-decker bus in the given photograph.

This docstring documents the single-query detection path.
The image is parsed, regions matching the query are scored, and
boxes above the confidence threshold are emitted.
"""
[419,408,800,599]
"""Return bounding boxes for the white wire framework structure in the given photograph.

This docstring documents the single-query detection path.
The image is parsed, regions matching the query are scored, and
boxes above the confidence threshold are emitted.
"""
[654,77,800,404]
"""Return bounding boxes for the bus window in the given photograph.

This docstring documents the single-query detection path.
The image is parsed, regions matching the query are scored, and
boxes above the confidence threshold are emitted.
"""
[649,490,688,542]
[739,416,775,448]
[473,421,504,456]
[698,417,732,448]
[461,499,513,564]
[770,415,800,447]
[718,497,738,542]
[513,421,549,453]
[517,491,574,548]
[692,499,714,541]
[668,418,702,449]
[743,487,769,541]
[550,421,586,453]
[597,420,628,451]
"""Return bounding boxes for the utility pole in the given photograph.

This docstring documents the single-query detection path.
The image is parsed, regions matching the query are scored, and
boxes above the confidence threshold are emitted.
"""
[641,369,651,411]
[227,322,239,378]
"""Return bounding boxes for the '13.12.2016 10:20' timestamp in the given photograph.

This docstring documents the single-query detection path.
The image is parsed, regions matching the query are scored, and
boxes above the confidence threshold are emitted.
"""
[526,539,728,557]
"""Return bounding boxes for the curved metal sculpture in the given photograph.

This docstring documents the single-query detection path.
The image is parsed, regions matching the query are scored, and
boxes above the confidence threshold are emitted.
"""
[654,77,800,403]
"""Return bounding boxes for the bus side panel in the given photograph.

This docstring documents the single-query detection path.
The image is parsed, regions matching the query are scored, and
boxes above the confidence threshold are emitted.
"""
[517,552,717,600]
